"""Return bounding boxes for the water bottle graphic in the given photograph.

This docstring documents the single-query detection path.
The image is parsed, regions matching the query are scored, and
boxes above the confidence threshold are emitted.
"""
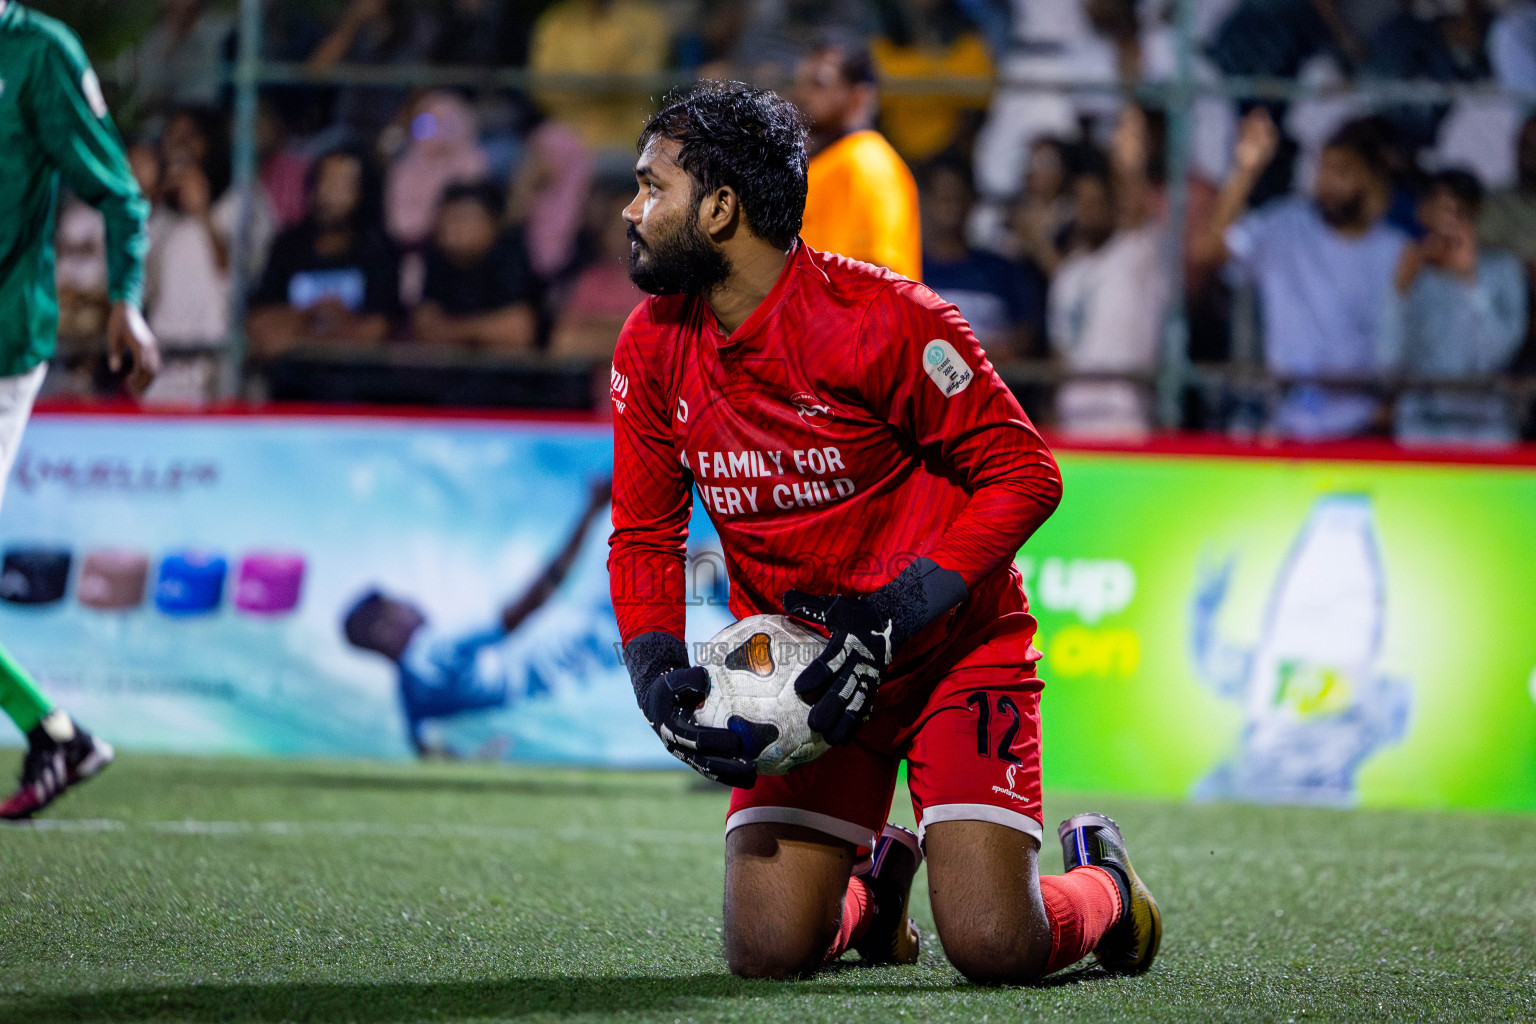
[1190,495,1411,805]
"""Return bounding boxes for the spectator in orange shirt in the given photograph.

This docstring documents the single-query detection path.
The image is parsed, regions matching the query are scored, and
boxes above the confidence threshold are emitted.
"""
[870,0,993,163]
[792,42,923,280]
[530,0,673,153]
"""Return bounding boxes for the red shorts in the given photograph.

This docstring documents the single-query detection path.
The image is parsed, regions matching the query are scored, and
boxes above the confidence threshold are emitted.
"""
[727,614,1044,850]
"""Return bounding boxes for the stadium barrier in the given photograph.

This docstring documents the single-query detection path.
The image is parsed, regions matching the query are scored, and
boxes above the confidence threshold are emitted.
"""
[3,405,1534,812]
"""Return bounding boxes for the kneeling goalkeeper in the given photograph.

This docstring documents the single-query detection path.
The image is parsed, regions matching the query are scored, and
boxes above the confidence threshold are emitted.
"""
[608,81,1161,983]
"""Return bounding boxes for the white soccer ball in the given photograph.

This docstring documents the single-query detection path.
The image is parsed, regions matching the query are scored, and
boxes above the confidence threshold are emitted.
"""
[696,614,831,775]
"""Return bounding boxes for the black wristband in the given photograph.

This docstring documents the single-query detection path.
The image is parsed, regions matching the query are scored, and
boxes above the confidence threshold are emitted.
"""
[869,556,969,650]
[622,631,690,715]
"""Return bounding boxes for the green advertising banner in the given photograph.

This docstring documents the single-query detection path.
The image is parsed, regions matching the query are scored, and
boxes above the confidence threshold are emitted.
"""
[1029,450,1536,812]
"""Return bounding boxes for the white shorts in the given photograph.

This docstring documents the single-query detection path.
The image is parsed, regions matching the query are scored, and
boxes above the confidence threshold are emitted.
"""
[0,363,47,511]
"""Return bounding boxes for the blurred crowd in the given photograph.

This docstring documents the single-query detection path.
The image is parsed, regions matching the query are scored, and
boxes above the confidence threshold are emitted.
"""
[48,0,1536,445]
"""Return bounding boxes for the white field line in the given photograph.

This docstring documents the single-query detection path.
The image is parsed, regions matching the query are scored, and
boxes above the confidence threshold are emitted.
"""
[0,817,722,845]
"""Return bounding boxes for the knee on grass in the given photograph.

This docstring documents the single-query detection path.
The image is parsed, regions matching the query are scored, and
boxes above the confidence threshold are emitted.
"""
[724,921,836,980]
[941,925,1053,986]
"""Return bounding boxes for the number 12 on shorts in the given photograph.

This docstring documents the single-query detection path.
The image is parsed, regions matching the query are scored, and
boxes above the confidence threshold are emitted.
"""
[966,691,1023,765]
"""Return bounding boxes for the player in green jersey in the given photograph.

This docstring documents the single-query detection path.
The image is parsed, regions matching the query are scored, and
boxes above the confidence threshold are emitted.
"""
[0,1,161,818]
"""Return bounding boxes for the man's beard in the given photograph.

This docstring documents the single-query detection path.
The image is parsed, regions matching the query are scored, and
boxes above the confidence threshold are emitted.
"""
[1316,194,1365,229]
[628,219,731,296]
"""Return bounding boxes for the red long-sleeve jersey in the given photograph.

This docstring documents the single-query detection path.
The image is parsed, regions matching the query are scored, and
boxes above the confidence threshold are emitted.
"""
[608,242,1062,691]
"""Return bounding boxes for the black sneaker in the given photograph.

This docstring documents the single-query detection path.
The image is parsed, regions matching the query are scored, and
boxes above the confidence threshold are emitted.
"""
[0,712,114,820]
[852,824,923,965]
[1057,812,1161,974]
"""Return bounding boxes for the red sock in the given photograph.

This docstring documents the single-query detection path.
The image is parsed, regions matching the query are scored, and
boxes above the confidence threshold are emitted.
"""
[1039,866,1123,974]
[822,875,875,965]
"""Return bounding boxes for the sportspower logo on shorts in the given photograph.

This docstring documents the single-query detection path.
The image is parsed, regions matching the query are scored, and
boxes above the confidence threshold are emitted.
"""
[991,763,1029,803]
[923,340,973,398]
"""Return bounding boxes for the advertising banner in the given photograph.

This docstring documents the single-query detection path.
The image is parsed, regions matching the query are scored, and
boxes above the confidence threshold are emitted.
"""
[1023,450,1536,812]
[2,413,1534,811]
[0,413,728,766]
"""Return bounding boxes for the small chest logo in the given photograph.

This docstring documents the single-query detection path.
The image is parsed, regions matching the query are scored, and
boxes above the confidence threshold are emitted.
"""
[791,392,830,426]
[676,398,689,423]
[923,339,973,398]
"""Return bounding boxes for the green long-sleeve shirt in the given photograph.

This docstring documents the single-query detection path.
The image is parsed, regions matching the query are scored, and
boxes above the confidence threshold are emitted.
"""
[0,1,148,376]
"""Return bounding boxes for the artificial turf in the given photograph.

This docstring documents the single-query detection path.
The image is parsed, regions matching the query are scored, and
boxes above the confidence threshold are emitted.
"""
[0,754,1532,1023]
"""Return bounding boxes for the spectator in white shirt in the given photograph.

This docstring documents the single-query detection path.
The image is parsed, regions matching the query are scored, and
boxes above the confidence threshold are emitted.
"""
[1196,111,1409,440]
[142,109,275,404]
[1049,107,1172,439]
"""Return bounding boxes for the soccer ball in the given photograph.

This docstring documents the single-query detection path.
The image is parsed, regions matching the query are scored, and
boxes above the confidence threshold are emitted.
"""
[695,614,831,775]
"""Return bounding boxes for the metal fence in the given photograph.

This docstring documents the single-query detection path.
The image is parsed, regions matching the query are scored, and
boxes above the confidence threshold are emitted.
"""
[111,0,1535,431]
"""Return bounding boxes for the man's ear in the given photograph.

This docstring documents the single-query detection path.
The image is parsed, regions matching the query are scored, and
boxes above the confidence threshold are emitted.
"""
[699,185,740,241]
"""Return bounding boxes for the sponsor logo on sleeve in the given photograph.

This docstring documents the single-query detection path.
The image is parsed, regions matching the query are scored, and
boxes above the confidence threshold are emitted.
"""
[923,339,973,398]
[80,69,108,119]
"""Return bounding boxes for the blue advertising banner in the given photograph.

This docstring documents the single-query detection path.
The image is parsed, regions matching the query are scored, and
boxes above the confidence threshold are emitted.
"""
[0,413,732,764]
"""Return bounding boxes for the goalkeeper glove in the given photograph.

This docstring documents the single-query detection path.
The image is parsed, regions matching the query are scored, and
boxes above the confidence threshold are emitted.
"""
[624,631,757,788]
[784,556,968,745]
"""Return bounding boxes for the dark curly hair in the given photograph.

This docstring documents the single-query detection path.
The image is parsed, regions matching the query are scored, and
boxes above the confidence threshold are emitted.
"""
[637,81,809,251]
